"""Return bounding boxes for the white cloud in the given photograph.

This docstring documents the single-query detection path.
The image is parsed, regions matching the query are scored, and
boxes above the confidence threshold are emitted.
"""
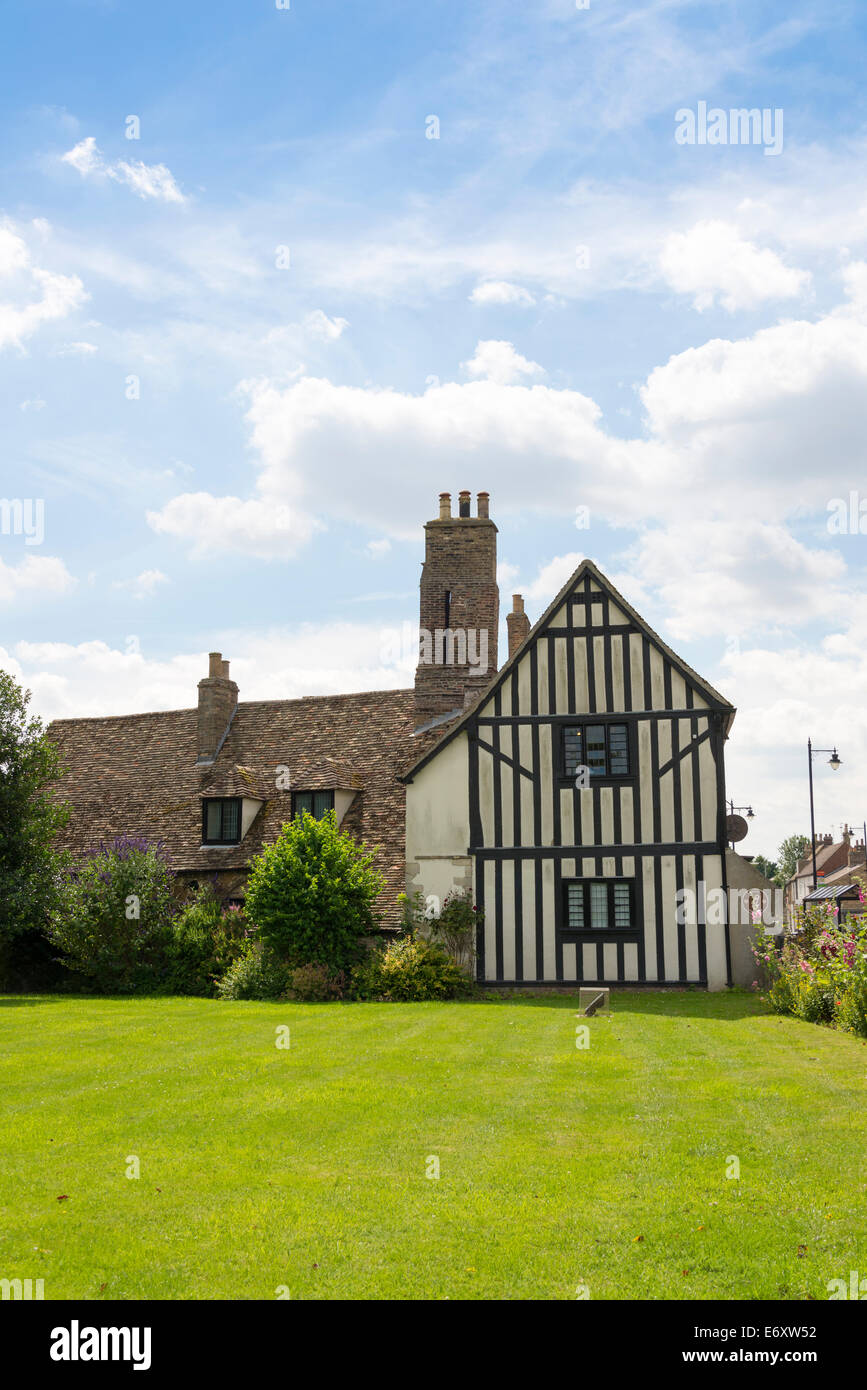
[62,136,185,204]
[0,223,86,351]
[19,397,47,412]
[301,309,349,341]
[658,220,811,312]
[146,492,321,558]
[462,339,544,384]
[470,280,536,307]
[9,619,415,723]
[365,538,391,559]
[113,569,170,600]
[56,340,98,356]
[612,522,848,641]
[0,555,76,604]
[523,552,586,603]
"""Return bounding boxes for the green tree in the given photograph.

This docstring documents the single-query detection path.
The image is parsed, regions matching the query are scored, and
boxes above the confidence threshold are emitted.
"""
[752,855,779,883]
[776,833,810,887]
[0,667,68,944]
[244,810,385,973]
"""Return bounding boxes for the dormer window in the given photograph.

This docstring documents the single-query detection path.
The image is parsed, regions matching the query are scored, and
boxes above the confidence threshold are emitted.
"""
[292,790,335,820]
[202,797,241,845]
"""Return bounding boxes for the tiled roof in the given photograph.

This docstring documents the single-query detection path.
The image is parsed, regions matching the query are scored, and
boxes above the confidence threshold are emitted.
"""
[48,688,432,928]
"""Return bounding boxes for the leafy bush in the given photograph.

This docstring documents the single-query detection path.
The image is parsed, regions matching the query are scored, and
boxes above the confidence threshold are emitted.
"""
[48,838,176,993]
[427,889,479,970]
[397,887,481,971]
[165,883,249,996]
[244,810,385,973]
[215,940,290,1001]
[354,936,474,1002]
[288,962,347,1001]
[791,966,835,1024]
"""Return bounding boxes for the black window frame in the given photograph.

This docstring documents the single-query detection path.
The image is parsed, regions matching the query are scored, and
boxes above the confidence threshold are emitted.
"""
[291,789,336,821]
[201,797,242,846]
[558,717,634,785]
[559,877,640,939]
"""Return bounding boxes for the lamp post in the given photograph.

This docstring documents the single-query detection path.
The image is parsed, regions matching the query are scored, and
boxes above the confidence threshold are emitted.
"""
[808,739,842,891]
[727,800,755,850]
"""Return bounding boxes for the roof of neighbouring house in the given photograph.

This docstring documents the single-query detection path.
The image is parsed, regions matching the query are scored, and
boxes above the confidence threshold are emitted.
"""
[48,688,445,928]
[789,838,850,885]
[804,883,861,901]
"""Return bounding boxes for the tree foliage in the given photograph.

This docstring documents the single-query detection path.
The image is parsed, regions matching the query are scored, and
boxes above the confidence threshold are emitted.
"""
[0,667,68,943]
[776,833,810,886]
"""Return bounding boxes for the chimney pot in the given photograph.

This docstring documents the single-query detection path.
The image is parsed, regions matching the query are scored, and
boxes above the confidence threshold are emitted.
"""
[506,593,531,660]
[458,490,471,518]
[438,492,451,520]
[198,652,238,764]
[477,491,490,519]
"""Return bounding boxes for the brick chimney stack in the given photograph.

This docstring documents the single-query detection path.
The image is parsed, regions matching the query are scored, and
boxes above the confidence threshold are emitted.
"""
[197,651,238,765]
[506,594,531,660]
[414,490,498,724]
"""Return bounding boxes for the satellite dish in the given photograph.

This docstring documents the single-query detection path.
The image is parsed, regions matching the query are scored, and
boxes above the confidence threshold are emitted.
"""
[726,814,749,844]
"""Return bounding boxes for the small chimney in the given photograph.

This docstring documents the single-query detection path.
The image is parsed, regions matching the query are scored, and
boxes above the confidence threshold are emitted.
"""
[458,490,471,518]
[197,651,238,765]
[439,492,451,520]
[507,594,531,660]
[477,491,490,519]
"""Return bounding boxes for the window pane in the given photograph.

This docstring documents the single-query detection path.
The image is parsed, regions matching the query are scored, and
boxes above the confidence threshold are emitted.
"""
[312,791,332,820]
[222,799,240,842]
[563,728,583,777]
[608,724,629,775]
[590,882,608,929]
[566,883,584,928]
[295,793,313,818]
[613,883,632,927]
[205,801,222,840]
[585,725,606,776]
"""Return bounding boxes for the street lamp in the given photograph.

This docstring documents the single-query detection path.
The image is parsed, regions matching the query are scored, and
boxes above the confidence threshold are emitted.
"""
[727,800,756,849]
[808,738,843,891]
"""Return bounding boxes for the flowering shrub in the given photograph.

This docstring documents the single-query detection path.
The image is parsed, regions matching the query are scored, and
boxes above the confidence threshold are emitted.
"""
[48,837,177,993]
[752,906,867,1038]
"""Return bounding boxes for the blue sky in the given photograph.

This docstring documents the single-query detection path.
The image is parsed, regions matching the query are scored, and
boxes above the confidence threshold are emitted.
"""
[3,0,867,859]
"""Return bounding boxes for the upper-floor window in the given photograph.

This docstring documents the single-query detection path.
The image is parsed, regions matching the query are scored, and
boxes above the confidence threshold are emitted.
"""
[202,797,241,846]
[563,722,630,779]
[292,790,335,821]
[563,879,636,933]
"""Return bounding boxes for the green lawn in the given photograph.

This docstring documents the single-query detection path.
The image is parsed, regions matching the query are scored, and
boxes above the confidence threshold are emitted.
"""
[1,990,865,1300]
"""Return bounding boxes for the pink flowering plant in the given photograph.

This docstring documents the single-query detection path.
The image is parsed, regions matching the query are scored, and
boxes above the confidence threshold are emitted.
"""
[752,904,867,1036]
